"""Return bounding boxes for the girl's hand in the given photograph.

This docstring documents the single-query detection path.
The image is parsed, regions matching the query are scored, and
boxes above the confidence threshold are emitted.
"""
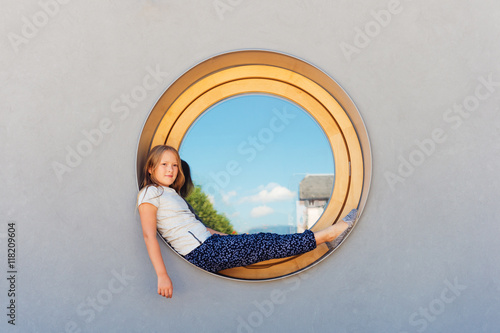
[158,274,173,298]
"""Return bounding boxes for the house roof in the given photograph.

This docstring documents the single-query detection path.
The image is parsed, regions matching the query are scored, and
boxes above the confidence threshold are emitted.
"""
[299,174,334,200]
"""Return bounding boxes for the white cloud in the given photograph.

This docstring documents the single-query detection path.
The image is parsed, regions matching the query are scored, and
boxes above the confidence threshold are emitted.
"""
[240,183,295,203]
[207,194,215,205]
[222,190,237,204]
[250,205,274,218]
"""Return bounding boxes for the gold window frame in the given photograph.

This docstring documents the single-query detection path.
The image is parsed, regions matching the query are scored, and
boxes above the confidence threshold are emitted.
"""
[137,50,372,280]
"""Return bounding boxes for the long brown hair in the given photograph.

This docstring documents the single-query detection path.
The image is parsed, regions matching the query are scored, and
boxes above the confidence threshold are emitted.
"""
[141,145,185,194]
[180,159,194,198]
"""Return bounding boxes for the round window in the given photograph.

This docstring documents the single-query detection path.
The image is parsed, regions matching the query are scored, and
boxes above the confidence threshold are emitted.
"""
[137,50,372,280]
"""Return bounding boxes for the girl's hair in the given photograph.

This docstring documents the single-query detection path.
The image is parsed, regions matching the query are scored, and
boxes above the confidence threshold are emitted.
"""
[141,145,185,194]
[180,160,194,198]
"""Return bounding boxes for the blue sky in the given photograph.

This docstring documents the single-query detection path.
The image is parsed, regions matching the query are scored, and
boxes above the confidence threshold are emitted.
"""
[180,94,334,233]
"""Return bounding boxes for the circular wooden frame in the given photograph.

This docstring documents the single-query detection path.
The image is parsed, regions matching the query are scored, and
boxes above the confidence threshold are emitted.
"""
[137,50,371,280]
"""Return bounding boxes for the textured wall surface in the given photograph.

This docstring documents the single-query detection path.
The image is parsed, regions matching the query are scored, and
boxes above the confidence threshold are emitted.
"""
[1,1,500,332]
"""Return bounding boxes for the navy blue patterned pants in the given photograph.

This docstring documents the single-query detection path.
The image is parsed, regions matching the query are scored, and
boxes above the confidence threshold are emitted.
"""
[183,230,317,273]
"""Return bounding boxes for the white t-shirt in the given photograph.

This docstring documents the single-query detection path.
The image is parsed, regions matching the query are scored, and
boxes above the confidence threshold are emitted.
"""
[137,185,211,255]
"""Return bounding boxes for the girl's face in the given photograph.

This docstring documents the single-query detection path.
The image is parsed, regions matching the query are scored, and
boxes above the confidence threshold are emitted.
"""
[150,150,178,187]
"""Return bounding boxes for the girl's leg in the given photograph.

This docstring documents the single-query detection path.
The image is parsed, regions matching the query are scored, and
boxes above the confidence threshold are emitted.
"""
[185,209,358,273]
[184,230,317,273]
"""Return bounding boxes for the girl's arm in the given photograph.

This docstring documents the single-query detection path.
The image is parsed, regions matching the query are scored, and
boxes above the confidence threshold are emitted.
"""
[138,202,173,298]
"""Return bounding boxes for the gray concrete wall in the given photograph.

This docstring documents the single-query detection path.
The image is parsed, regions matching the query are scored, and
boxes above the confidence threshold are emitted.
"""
[1,0,499,332]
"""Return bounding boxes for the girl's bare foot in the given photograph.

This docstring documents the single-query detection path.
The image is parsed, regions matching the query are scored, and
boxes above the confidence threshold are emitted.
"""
[314,221,348,245]
[313,209,358,245]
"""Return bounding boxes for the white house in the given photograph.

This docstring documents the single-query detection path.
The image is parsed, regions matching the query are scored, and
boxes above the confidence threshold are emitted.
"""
[296,174,334,232]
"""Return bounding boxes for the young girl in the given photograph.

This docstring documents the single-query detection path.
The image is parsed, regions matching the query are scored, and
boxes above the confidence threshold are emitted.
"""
[137,145,357,298]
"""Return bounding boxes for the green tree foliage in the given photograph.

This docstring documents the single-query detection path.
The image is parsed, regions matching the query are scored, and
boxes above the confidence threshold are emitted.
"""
[186,185,236,234]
